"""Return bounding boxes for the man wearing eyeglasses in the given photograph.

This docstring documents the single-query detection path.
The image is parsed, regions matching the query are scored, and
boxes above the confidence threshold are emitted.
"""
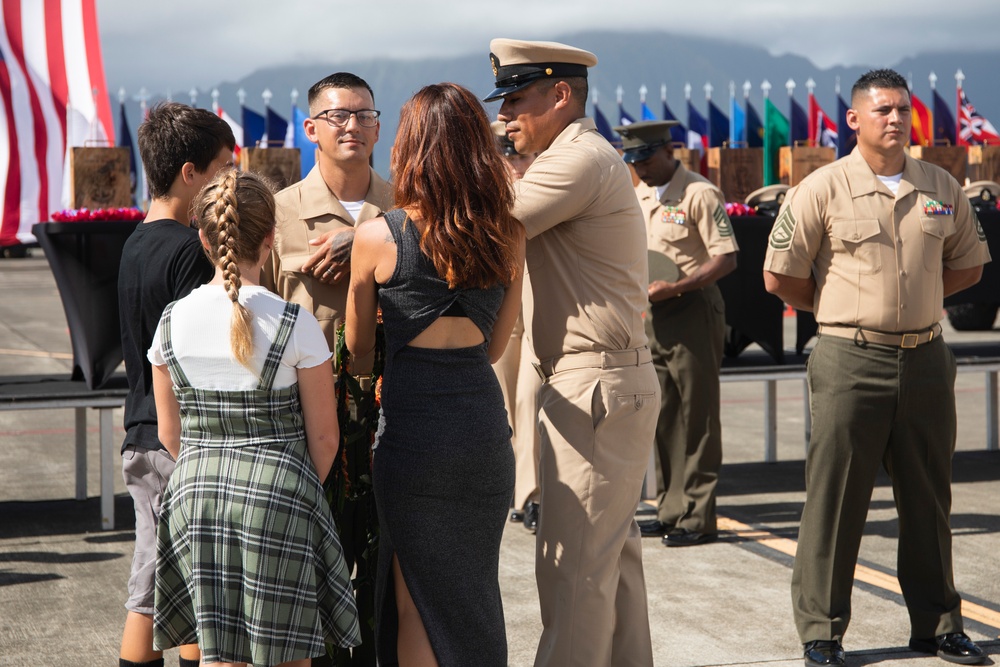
[263,71,392,351]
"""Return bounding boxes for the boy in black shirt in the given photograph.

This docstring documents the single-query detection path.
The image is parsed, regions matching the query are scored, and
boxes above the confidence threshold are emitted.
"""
[118,102,234,667]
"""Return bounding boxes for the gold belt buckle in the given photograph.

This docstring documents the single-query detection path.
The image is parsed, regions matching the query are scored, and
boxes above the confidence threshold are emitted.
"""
[900,333,919,349]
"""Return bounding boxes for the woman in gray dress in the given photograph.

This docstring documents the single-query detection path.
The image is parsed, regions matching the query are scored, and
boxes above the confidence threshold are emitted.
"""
[346,83,525,667]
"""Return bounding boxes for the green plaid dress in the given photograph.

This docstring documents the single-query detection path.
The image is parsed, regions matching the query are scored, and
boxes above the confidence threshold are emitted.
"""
[152,300,360,666]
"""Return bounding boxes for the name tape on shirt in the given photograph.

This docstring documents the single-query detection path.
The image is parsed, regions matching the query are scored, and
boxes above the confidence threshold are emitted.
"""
[713,204,734,238]
[769,207,797,250]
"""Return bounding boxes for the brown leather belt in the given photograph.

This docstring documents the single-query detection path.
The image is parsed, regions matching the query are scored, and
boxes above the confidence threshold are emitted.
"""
[532,346,652,381]
[817,322,942,349]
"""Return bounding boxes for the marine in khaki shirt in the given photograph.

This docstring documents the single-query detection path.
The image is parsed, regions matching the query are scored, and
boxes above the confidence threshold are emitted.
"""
[264,164,391,348]
[616,120,739,547]
[261,72,393,351]
[763,69,989,667]
[487,38,659,667]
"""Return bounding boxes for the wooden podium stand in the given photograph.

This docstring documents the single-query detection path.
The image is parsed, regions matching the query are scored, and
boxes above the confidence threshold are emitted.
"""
[240,147,302,190]
[707,147,763,203]
[967,145,1000,184]
[673,144,701,176]
[69,147,132,209]
[779,146,834,186]
[909,145,967,184]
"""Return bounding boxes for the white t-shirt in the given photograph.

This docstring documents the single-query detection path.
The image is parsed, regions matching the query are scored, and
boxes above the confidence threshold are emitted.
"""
[147,285,331,390]
[878,172,903,196]
[341,200,365,222]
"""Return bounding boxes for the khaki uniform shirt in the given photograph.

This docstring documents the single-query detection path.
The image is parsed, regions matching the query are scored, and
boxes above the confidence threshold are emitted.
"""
[263,164,392,348]
[513,118,649,361]
[764,147,990,332]
[637,162,739,278]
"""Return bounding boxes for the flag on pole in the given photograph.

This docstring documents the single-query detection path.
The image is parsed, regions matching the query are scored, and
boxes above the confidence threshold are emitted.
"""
[790,96,808,145]
[745,100,763,148]
[242,105,265,149]
[592,101,617,144]
[910,93,933,147]
[292,105,314,179]
[216,106,243,162]
[836,95,854,158]
[662,98,686,144]
[957,87,1000,146]
[265,106,288,148]
[808,94,838,148]
[687,100,709,175]
[117,101,136,205]
[764,97,789,186]
[1,0,115,245]
[729,93,745,146]
[640,100,656,122]
[708,99,728,148]
[933,90,956,145]
[618,101,636,126]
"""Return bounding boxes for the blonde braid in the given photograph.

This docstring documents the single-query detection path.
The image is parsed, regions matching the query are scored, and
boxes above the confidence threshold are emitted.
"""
[215,170,255,370]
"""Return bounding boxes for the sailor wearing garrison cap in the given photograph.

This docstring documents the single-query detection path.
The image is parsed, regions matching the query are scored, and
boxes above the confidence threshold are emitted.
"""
[615,119,739,550]
[487,38,660,667]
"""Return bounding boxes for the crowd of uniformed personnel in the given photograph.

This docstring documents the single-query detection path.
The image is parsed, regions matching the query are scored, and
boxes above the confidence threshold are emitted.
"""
[125,35,992,667]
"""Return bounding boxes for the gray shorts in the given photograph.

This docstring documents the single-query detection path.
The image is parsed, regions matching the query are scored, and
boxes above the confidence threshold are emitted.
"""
[121,444,176,614]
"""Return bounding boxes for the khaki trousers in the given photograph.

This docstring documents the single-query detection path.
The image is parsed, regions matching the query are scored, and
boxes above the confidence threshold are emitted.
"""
[792,334,963,642]
[533,360,659,667]
[646,284,725,531]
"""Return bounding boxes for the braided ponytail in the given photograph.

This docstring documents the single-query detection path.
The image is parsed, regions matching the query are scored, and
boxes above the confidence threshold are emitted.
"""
[194,168,278,374]
[214,170,255,369]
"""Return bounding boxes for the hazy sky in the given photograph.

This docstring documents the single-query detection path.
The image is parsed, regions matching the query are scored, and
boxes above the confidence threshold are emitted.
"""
[98,0,1000,94]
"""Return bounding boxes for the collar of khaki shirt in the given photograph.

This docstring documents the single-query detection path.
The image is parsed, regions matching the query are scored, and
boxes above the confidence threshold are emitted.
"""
[297,164,392,223]
[844,146,938,201]
[547,116,599,150]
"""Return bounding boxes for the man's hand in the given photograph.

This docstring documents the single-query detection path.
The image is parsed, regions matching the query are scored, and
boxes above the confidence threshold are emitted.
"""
[302,228,356,284]
[648,280,681,302]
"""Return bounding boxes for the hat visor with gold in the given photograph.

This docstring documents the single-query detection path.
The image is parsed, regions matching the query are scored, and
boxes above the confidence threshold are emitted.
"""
[484,38,597,102]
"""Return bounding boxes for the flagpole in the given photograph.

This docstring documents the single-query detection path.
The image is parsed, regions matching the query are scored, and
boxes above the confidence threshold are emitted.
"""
[743,80,752,145]
[928,71,937,144]
[639,84,647,104]
[806,78,816,146]
[212,88,220,115]
[955,69,964,146]
[729,81,736,146]
[189,88,198,107]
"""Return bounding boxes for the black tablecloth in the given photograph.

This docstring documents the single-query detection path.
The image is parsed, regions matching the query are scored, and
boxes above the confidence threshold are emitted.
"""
[31,221,139,389]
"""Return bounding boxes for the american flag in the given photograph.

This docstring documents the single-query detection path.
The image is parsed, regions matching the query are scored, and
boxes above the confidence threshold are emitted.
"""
[0,0,114,246]
[957,87,1000,146]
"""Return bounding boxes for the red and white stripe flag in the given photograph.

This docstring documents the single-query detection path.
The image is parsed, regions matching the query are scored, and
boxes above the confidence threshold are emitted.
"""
[0,0,114,246]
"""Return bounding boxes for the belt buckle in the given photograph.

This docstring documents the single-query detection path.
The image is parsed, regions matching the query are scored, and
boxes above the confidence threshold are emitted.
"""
[531,361,549,383]
[900,333,919,349]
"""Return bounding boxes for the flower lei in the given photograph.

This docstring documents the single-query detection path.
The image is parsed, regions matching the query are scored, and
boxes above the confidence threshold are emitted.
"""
[325,319,384,665]
[725,202,755,217]
[51,207,145,222]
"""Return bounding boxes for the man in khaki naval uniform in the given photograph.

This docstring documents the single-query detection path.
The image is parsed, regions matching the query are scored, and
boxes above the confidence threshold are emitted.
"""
[486,39,660,667]
[615,120,738,547]
[763,69,989,667]
[263,72,392,350]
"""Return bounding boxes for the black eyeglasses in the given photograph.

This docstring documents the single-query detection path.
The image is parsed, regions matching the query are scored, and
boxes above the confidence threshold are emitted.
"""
[312,108,381,128]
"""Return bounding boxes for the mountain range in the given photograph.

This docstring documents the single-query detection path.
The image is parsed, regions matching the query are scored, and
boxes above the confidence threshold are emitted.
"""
[115,30,1000,174]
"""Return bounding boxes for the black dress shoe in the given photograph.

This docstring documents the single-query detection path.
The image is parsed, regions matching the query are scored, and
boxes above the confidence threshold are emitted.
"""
[803,640,844,667]
[661,528,718,547]
[909,632,985,664]
[523,502,539,533]
[638,519,671,537]
[509,509,524,523]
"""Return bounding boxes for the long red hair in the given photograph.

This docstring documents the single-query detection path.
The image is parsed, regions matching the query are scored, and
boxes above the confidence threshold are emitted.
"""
[391,83,521,289]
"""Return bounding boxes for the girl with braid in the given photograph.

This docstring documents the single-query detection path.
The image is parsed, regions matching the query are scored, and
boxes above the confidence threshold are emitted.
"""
[147,168,361,667]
